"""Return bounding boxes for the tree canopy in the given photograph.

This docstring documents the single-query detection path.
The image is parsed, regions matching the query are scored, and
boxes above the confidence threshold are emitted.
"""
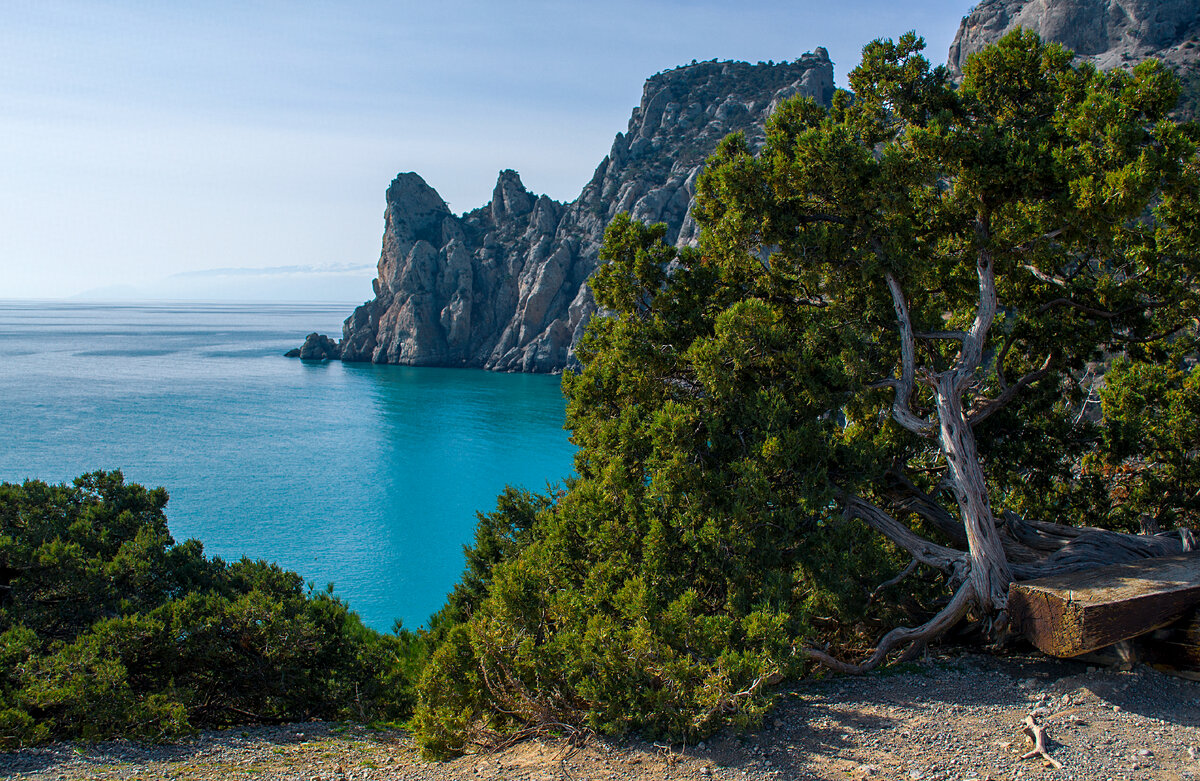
[413,30,1200,754]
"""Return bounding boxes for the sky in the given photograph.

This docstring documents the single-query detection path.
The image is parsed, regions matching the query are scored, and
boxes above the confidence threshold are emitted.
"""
[2,0,980,301]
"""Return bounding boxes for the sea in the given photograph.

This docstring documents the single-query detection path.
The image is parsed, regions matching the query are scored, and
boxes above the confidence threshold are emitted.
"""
[0,301,576,631]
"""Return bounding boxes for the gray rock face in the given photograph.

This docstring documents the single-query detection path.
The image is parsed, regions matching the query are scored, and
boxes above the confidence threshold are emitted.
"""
[948,0,1200,76]
[333,51,835,373]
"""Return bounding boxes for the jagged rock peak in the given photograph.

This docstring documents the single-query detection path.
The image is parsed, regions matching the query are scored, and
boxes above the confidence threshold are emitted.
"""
[384,172,450,234]
[949,0,1200,76]
[490,169,535,223]
[305,51,837,373]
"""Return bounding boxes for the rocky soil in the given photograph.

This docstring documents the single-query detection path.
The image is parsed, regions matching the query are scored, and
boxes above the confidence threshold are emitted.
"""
[5,651,1198,781]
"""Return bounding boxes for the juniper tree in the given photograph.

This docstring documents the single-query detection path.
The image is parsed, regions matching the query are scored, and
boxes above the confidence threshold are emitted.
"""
[414,30,1200,752]
[691,29,1200,667]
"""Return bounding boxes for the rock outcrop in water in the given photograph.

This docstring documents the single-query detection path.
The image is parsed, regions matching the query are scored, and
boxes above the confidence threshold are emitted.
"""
[285,333,341,361]
[948,0,1200,79]
[310,52,835,373]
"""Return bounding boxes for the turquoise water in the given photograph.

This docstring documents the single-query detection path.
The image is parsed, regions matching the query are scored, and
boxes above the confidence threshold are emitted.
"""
[0,301,575,631]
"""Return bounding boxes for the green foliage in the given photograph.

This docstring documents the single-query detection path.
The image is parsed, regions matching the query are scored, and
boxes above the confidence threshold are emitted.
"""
[1089,358,1200,531]
[428,486,558,634]
[413,30,1200,755]
[0,472,418,747]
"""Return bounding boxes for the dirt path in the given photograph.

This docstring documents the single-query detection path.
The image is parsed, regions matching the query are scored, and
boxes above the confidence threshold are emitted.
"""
[4,652,1198,781]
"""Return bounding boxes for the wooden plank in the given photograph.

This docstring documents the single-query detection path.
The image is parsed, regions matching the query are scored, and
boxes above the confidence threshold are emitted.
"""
[1008,553,1200,658]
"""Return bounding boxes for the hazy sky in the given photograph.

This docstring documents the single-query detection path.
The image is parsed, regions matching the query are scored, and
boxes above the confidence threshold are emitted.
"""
[3,0,979,301]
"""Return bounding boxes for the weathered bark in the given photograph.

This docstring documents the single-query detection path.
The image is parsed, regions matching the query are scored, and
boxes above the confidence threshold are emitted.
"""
[933,372,1012,612]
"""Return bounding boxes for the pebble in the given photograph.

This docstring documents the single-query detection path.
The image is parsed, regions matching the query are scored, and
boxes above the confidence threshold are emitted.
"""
[3,655,1198,781]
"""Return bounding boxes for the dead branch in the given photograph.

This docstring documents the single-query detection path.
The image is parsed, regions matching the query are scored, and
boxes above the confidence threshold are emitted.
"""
[1014,227,1066,255]
[968,354,1053,425]
[803,581,975,674]
[883,469,969,547]
[842,495,967,575]
[883,272,937,436]
[1020,715,1063,769]
[915,330,968,341]
[1035,297,1163,320]
[1022,263,1069,287]
[992,329,1021,392]
[867,558,919,604]
[953,228,998,391]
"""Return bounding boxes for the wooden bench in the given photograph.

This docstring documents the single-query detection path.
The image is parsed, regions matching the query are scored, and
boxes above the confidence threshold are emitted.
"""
[1008,553,1200,658]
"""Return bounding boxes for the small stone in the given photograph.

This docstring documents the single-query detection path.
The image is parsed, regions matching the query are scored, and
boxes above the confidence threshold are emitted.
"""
[1138,748,1153,757]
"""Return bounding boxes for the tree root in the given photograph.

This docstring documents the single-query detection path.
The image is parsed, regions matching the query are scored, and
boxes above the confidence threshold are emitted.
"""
[803,581,976,674]
[827,480,1198,678]
[1020,715,1062,769]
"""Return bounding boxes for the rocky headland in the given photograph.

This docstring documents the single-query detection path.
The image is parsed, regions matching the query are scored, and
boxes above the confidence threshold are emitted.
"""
[295,0,1199,373]
[298,52,834,372]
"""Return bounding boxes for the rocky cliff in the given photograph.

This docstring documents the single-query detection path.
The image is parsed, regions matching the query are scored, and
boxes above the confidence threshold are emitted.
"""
[315,52,834,372]
[948,0,1200,85]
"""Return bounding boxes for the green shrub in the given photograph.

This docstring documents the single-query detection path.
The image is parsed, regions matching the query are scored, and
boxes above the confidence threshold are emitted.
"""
[0,471,419,746]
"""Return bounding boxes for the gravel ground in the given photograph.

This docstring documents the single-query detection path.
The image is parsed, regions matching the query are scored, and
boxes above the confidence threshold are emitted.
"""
[3,652,1198,781]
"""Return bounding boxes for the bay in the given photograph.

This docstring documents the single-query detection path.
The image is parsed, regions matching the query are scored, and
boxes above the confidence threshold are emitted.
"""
[0,301,575,631]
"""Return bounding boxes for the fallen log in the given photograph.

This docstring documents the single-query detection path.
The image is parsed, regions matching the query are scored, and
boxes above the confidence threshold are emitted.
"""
[1008,553,1200,657]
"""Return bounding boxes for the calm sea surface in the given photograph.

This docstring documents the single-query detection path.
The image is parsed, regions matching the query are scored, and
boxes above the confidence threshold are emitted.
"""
[0,301,575,630]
